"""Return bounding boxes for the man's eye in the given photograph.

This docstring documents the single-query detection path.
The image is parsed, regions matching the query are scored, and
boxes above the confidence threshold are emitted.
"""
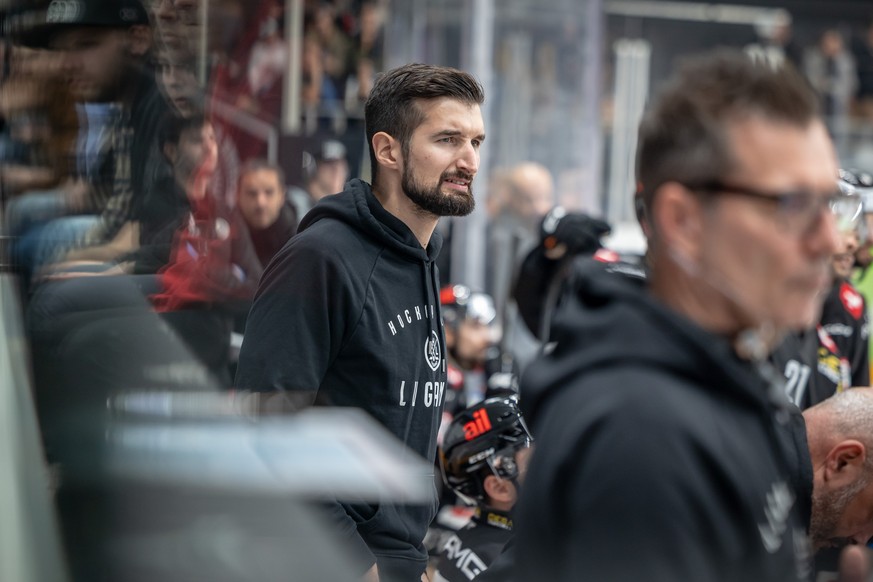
[780,194,811,214]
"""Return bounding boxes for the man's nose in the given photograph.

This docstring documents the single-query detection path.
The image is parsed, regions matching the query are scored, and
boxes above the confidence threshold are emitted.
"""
[806,207,841,257]
[455,142,479,176]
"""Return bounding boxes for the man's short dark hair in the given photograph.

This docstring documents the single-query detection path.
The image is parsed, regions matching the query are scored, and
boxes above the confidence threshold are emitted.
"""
[239,158,286,190]
[635,49,820,230]
[364,63,484,181]
[158,111,206,150]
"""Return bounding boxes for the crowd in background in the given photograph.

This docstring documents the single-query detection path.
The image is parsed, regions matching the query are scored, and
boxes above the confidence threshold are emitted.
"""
[5,1,873,580]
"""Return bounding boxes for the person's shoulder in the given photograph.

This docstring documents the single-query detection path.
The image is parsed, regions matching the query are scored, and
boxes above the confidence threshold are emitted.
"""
[530,365,719,441]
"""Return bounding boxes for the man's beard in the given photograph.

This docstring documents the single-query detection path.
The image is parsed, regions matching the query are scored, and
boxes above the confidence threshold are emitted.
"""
[402,164,475,217]
[809,476,868,550]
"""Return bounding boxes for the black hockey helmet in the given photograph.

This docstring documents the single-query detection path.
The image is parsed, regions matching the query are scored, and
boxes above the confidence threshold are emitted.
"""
[841,168,873,212]
[439,284,496,328]
[439,396,533,502]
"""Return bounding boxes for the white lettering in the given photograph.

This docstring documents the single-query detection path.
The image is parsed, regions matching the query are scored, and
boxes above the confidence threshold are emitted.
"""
[405,309,412,323]
[415,306,422,320]
[425,382,433,407]
[411,381,419,407]
[399,381,406,406]
[460,552,487,579]
[435,381,445,406]
[388,321,397,336]
[444,535,464,560]
[396,314,405,329]
[442,534,487,580]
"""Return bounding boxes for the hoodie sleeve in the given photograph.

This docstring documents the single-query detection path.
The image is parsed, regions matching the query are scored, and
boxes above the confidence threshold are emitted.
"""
[234,228,376,573]
[234,232,358,397]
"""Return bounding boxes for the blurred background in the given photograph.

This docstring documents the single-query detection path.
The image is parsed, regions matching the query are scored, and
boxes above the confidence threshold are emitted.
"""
[4,0,873,580]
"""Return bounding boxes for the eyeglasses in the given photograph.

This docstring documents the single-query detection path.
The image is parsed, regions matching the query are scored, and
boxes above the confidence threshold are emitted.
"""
[687,180,863,234]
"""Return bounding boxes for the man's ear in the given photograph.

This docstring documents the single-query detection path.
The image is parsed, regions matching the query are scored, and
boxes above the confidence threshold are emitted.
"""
[651,181,705,269]
[371,132,401,172]
[824,440,867,487]
[126,25,152,57]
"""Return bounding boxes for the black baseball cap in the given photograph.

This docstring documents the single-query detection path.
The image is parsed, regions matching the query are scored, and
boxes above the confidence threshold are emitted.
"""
[10,0,149,47]
[45,0,149,27]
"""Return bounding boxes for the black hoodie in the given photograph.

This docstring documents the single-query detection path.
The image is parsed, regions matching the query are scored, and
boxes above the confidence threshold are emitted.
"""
[235,179,446,579]
[514,259,811,582]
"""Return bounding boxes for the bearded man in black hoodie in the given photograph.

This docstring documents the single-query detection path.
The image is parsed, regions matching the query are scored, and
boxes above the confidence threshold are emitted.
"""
[235,64,485,582]
[514,50,860,582]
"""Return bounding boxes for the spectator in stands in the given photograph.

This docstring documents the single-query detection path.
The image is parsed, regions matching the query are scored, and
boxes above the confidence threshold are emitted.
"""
[353,0,385,102]
[307,1,355,108]
[154,42,240,208]
[236,158,296,268]
[8,0,169,280]
[287,138,350,222]
[485,162,555,371]
[851,20,873,120]
[29,112,261,389]
[0,45,76,197]
[804,28,857,131]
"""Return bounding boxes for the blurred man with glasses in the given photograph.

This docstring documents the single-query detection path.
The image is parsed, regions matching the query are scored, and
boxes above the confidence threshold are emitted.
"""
[513,49,864,581]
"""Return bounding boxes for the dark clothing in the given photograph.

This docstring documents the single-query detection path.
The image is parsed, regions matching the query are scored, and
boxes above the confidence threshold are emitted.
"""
[151,193,262,313]
[123,175,191,274]
[514,258,811,582]
[247,202,297,268]
[81,66,170,248]
[820,279,869,387]
[772,326,849,410]
[434,508,513,582]
[775,404,814,532]
[771,279,868,410]
[235,179,446,579]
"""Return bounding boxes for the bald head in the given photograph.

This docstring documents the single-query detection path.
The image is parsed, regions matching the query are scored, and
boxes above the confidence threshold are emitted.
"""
[804,388,873,460]
[508,162,554,227]
[803,388,873,549]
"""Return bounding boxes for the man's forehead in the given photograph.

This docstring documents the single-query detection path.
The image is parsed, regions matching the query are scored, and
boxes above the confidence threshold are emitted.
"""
[725,117,837,190]
[243,169,282,187]
[416,98,484,131]
[50,25,116,49]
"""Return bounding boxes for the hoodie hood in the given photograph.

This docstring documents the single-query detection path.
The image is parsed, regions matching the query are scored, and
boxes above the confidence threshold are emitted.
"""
[521,258,781,429]
[299,178,443,263]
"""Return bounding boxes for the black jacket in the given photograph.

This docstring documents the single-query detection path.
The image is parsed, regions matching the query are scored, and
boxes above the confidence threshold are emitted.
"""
[248,202,297,268]
[235,179,446,579]
[821,279,869,387]
[434,508,513,582]
[514,259,811,582]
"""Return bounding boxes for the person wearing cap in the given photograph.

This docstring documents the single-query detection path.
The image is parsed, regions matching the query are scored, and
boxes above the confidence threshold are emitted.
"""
[287,137,351,223]
[8,0,170,280]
